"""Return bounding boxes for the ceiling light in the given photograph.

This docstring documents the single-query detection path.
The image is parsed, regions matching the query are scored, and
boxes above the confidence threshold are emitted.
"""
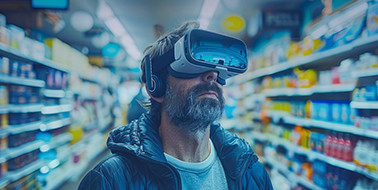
[120,36,141,60]
[98,0,142,60]
[70,11,94,32]
[198,0,220,29]
[97,0,114,19]
[105,17,126,36]
[91,32,111,48]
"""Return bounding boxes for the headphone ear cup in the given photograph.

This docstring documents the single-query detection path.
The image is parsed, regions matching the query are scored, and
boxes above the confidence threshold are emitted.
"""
[149,75,165,98]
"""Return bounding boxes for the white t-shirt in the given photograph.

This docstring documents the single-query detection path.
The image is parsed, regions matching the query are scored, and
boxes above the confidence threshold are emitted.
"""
[164,140,228,190]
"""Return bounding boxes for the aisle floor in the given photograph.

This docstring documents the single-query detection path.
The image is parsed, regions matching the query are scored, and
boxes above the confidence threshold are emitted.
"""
[57,149,112,190]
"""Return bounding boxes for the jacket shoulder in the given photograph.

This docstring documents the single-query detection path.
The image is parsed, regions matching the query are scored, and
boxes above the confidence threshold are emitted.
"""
[78,154,134,190]
[243,161,273,190]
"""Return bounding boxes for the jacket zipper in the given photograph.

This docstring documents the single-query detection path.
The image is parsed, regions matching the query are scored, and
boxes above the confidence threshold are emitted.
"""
[143,156,182,190]
[237,153,253,190]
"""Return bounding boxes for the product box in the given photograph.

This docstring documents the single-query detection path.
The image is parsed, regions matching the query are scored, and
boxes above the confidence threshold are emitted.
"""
[0,56,9,74]
[29,38,45,60]
[332,102,341,123]
[45,38,71,65]
[0,85,8,105]
[69,47,90,73]
[7,24,25,50]
[367,3,378,36]
[0,26,10,45]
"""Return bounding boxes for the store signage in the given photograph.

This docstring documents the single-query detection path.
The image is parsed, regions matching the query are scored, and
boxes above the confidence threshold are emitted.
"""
[262,10,302,29]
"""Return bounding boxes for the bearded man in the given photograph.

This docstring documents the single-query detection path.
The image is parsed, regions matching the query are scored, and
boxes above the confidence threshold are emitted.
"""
[79,21,273,190]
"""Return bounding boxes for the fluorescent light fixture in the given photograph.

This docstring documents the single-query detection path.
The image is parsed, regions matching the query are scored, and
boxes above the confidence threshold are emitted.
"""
[121,35,141,59]
[97,0,114,19]
[105,17,126,36]
[100,0,142,60]
[198,0,220,29]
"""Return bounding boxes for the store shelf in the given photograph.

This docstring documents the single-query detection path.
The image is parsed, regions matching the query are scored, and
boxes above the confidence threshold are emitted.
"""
[42,89,66,98]
[43,165,71,190]
[41,104,72,115]
[70,162,88,181]
[47,133,73,150]
[6,140,45,161]
[7,121,42,134]
[350,101,378,109]
[0,42,70,73]
[252,132,378,181]
[0,103,43,113]
[260,83,355,97]
[0,177,9,189]
[40,118,71,132]
[0,74,45,87]
[265,111,378,139]
[231,35,378,84]
[351,68,378,78]
[6,159,45,182]
[265,157,326,190]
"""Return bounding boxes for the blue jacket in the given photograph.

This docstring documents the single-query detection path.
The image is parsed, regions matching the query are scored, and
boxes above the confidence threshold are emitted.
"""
[79,114,273,189]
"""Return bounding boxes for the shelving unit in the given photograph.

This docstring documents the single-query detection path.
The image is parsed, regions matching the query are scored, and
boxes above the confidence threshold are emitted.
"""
[352,68,378,78]
[350,101,378,109]
[251,132,378,181]
[264,157,326,190]
[231,34,378,84]
[0,103,43,114]
[40,118,71,132]
[0,74,45,87]
[258,83,356,97]
[263,111,378,139]
[0,32,117,189]
[41,104,72,115]
[7,121,42,134]
[224,2,378,187]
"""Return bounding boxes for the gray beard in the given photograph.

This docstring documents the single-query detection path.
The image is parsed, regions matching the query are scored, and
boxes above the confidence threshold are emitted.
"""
[163,82,224,133]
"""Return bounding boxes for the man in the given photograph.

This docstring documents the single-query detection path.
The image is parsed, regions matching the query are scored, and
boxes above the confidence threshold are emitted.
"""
[79,21,273,190]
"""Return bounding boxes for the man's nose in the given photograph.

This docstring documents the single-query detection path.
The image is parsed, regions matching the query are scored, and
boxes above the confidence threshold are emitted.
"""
[201,71,218,82]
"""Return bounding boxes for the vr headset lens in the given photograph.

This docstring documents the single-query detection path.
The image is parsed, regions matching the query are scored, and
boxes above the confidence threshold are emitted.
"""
[188,29,247,70]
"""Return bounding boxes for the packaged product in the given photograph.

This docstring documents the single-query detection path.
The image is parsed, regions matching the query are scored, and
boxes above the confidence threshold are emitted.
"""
[0,25,10,45]
[7,24,25,50]
[0,161,7,179]
[367,3,378,36]
[7,149,39,171]
[0,56,9,74]
[0,85,8,105]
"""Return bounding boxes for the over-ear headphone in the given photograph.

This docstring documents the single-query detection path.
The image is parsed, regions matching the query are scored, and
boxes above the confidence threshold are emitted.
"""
[145,55,166,98]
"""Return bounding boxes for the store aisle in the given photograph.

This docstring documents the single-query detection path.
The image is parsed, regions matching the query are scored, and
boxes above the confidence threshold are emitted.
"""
[57,149,111,190]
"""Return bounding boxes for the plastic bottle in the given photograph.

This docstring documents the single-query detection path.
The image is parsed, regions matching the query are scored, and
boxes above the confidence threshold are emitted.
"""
[330,132,339,158]
[343,134,353,162]
[336,133,345,160]
[353,179,363,190]
[325,131,333,156]
[354,140,362,165]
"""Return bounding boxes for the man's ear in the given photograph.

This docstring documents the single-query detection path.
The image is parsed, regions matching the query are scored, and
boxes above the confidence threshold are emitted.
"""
[145,85,164,103]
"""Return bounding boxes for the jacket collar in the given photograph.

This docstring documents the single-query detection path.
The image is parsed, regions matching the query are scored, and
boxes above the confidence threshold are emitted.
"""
[210,123,257,179]
[107,113,258,178]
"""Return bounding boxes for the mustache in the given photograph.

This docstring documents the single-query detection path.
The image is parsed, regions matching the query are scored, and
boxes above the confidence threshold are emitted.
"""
[189,82,223,100]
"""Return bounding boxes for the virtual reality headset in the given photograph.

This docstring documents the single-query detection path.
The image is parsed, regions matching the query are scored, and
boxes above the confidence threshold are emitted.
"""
[145,29,248,97]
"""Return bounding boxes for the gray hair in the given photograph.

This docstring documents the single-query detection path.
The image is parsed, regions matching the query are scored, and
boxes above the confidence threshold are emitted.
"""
[140,21,200,125]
